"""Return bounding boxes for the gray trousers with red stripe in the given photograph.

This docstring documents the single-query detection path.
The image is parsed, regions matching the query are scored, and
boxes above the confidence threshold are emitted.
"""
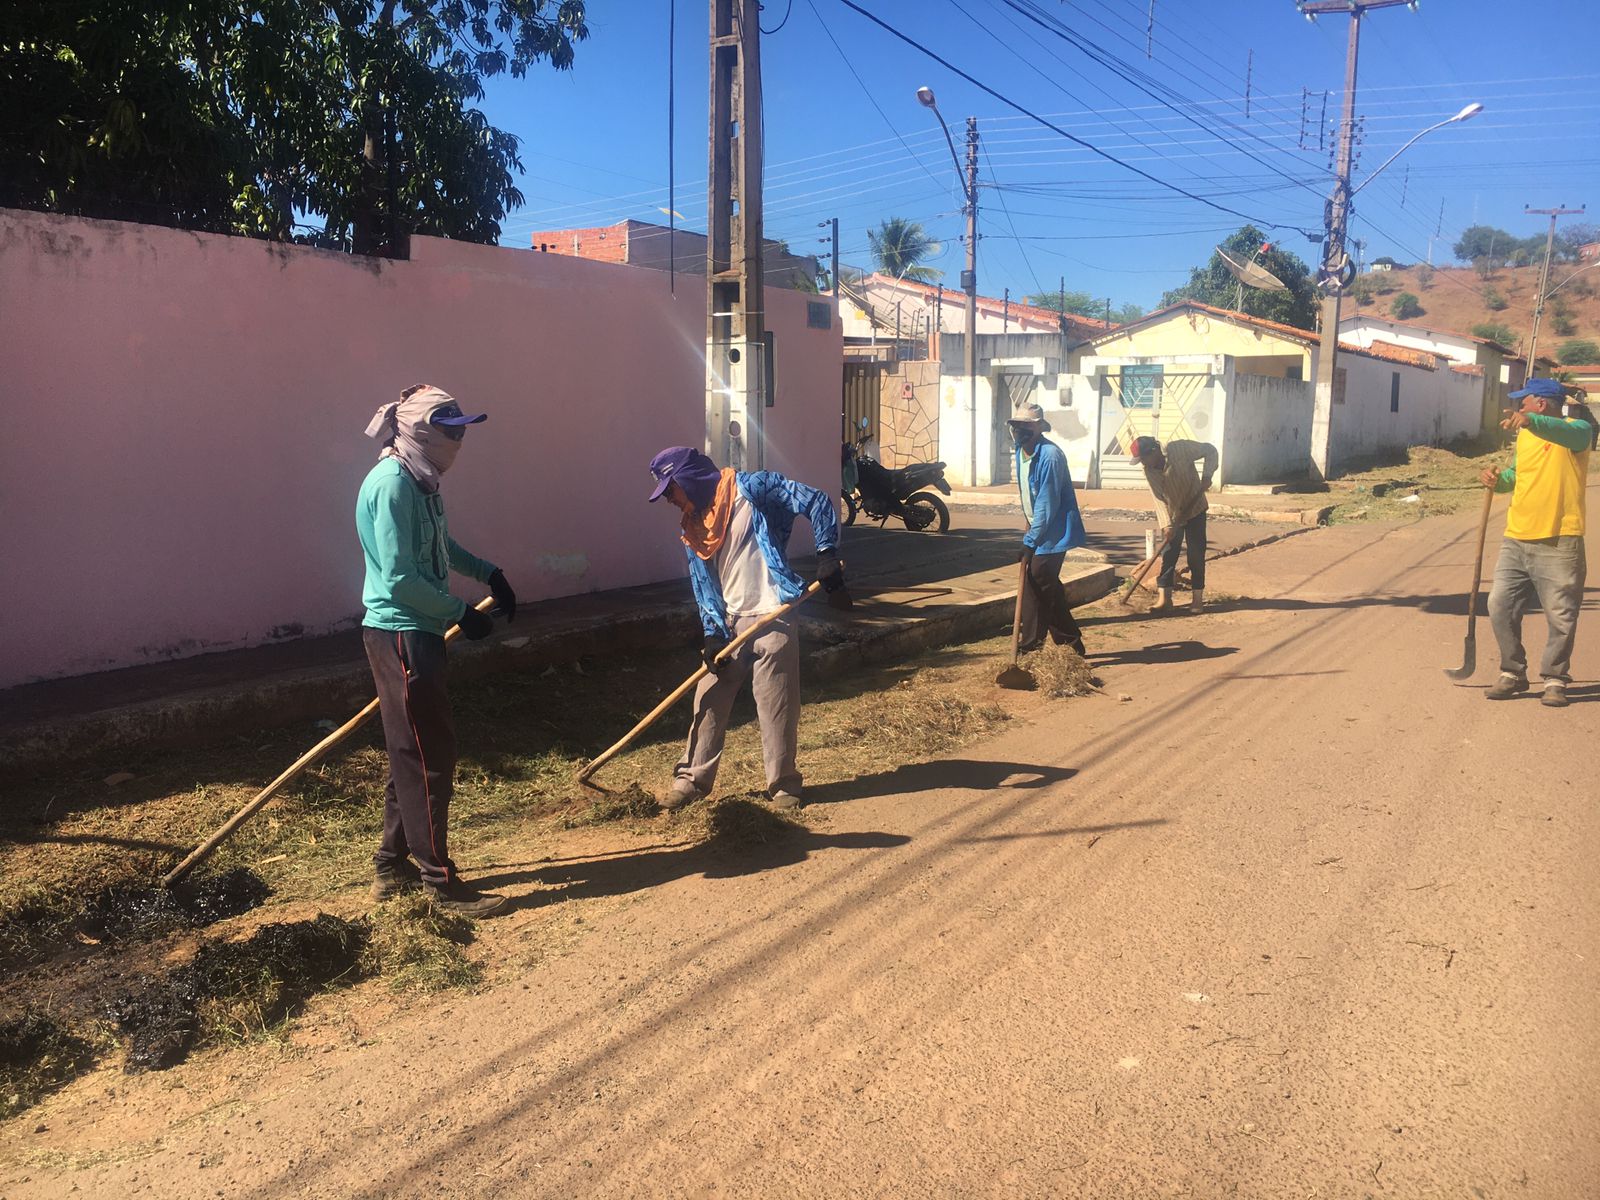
[364,628,458,887]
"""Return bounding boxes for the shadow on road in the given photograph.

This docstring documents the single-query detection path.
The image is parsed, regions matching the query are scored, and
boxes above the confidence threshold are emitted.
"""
[474,820,911,909]
[806,759,1077,806]
[957,817,1170,843]
[1087,640,1239,667]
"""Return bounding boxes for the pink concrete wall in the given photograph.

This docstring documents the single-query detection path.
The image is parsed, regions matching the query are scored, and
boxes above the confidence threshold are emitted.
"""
[0,209,841,687]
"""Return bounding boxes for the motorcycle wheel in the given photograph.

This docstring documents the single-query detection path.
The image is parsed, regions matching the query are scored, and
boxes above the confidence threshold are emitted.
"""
[841,491,858,526]
[902,491,950,533]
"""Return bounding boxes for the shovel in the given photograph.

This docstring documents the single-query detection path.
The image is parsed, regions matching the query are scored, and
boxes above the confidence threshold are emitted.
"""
[995,559,1037,690]
[1444,486,1496,680]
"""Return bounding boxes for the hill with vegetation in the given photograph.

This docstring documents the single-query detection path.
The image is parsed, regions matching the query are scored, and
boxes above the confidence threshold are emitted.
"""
[1348,261,1600,365]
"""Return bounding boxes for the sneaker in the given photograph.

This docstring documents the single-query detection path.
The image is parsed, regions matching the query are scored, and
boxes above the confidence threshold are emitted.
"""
[769,789,804,811]
[1485,674,1528,701]
[659,779,704,811]
[370,859,422,902]
[425,881,508,919]
[1541,681,1570,708]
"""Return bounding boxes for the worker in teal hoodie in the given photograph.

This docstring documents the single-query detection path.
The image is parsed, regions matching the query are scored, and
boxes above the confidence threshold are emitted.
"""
[1010,402,1088,655]
[356,385,516,918]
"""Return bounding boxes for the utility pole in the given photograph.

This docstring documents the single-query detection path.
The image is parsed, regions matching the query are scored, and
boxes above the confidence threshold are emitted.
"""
[1058,276,1066,335]
[706,0,764,470]
[1426,199,1444,266]
[1524,204,1586,379]
[818,216,839,299]
[963,116,979,483]
[1002,287,1010,333]
[1301,0,1413,482]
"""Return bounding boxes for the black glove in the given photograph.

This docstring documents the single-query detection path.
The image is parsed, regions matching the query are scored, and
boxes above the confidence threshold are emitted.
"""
[1019,545,1035,569]
[456,605,493,641]
[702,634,730,672]
[816,549,845,593]
[488,569,516,623]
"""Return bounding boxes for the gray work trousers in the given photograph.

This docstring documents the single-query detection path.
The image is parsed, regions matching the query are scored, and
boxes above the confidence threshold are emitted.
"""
[1487,534,1587,684]
[675,614,802,796]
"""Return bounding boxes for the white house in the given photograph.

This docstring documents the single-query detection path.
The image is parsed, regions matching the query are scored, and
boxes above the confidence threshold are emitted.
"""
[1339,313,1533,433]
[837,274,1107,357]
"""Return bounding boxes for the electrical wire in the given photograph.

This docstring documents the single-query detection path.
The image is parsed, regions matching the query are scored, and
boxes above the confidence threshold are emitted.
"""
[760,0,792,34]
[830,0,1318,236]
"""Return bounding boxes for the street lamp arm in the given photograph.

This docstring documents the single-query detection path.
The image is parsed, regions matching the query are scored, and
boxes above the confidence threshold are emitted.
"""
[928,110,967,203]
[1351,103,1481,198]
[1545,259,1600,301]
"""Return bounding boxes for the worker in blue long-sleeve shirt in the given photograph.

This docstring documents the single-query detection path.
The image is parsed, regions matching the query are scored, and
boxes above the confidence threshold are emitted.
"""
[1010,403,1088,655]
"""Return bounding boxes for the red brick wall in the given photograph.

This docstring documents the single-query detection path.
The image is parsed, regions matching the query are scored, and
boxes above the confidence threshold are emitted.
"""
[526,223,630,264]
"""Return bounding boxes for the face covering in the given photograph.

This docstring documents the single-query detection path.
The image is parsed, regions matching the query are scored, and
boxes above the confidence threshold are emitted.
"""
[364,385,463,493]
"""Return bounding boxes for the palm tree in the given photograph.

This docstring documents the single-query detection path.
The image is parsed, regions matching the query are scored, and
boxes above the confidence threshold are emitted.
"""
[867,217,942,283]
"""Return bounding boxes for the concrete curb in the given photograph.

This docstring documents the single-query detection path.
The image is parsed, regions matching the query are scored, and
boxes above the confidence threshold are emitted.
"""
[1,564,1120,771]
[949,491,1332,527]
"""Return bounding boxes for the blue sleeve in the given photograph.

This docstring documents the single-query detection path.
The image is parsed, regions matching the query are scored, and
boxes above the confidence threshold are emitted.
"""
[685,548,732,640]
[1023,451,1058,550]
[746,471,840,552]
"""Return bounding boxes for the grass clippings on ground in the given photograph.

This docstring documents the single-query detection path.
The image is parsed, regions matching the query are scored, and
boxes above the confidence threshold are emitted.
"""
[361,894,481,994]
[107,913,368,1071]
[1328,440,1505,524]
[0,1010,99,1119]
[1021,643,1102,699]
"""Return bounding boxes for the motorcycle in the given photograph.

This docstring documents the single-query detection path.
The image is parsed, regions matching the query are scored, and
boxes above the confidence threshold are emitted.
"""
[840,418,952,533]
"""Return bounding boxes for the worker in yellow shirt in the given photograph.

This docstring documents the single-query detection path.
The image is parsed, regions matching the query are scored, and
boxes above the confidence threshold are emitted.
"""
[1480,378,1592,707]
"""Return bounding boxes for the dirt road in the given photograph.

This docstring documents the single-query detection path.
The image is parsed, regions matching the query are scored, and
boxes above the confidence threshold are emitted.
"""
[5,508,1596,1198]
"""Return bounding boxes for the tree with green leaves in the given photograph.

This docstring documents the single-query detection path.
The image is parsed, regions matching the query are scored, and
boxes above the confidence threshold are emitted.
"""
[866,218,942,283]
[1023,290,1142,324]
[0,0,589,254]
[1557,339,1600,364]
[1471,322,1517,347]
[1159,226,1319,331]
[1453,225,1516,264]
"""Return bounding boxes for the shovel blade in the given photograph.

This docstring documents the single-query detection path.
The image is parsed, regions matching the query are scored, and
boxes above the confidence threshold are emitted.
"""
[996,665,1037,691]
[1443,634,1476,681]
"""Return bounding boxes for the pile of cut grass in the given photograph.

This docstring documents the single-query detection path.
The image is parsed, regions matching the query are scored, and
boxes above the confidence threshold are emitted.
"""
[361,894,481,994]
[1021,643,1101,699]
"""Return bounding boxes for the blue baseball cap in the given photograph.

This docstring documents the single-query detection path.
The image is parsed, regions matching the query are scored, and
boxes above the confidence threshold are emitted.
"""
[1508,377,1564,401]
[430,401,487,426]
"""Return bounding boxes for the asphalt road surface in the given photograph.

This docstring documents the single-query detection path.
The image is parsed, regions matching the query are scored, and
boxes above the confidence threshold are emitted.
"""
[6,506,1595,1198]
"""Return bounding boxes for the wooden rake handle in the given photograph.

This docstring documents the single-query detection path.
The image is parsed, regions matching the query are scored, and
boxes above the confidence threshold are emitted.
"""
[1120,524,1177,606]
[576,581,823,785]
[162,594,499,888]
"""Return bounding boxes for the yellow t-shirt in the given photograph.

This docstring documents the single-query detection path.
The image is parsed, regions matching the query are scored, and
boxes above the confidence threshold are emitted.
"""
[1504,418,1589,540]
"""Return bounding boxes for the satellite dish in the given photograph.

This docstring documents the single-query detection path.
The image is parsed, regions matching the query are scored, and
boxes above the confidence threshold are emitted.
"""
[1217,247,1288,292]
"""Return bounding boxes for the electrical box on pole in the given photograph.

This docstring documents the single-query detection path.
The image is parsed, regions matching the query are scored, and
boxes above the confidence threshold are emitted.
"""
[707,0,765,470]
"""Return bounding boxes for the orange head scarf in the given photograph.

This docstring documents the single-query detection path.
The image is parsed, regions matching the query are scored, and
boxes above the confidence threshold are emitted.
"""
[680,468,740,560]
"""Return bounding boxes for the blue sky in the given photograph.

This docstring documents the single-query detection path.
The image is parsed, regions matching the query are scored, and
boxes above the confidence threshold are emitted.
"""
[481,0,1598,310]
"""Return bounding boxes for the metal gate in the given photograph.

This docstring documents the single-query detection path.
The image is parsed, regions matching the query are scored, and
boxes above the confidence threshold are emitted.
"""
[992,372,1039,486]
[842,361,884,444]
[1097,369,1214,487]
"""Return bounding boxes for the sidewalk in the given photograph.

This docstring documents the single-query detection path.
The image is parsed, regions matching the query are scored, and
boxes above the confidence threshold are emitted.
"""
[0,529,1114,768]
[948,483,1334,526]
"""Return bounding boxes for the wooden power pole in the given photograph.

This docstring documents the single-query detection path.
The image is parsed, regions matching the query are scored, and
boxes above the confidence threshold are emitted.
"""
[707,0,765,469]
[1524,204,1585,379]
[1300,0,1413,481]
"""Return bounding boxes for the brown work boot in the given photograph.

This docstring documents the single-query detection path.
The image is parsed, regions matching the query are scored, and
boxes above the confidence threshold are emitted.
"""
[1189,588,1205,614]
[769,789,804,811]
[1149,587,1174,613]
[1485,674,1528,701]
[425,880,508,919]
[660,778,704,811]
[1541,680,1570,708]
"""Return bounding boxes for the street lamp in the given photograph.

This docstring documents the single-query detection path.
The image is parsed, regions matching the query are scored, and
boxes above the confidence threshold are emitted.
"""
[1350,103,1482,197]
[917,86,981,487]
[1311,101,1483,479]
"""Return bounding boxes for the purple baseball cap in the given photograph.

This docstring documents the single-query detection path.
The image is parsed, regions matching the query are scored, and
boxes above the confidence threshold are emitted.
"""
[648,446,696,501]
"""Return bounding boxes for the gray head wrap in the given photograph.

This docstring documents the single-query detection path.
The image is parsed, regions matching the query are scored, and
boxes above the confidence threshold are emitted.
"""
[364,385,463,493]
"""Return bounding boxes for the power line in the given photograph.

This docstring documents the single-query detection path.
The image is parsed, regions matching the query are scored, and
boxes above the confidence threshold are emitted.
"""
[830,0,1318,235]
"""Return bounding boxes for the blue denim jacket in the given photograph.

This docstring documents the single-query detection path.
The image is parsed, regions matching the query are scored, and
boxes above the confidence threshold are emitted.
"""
[1015,439,1086,556]
[686,471,840,638]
